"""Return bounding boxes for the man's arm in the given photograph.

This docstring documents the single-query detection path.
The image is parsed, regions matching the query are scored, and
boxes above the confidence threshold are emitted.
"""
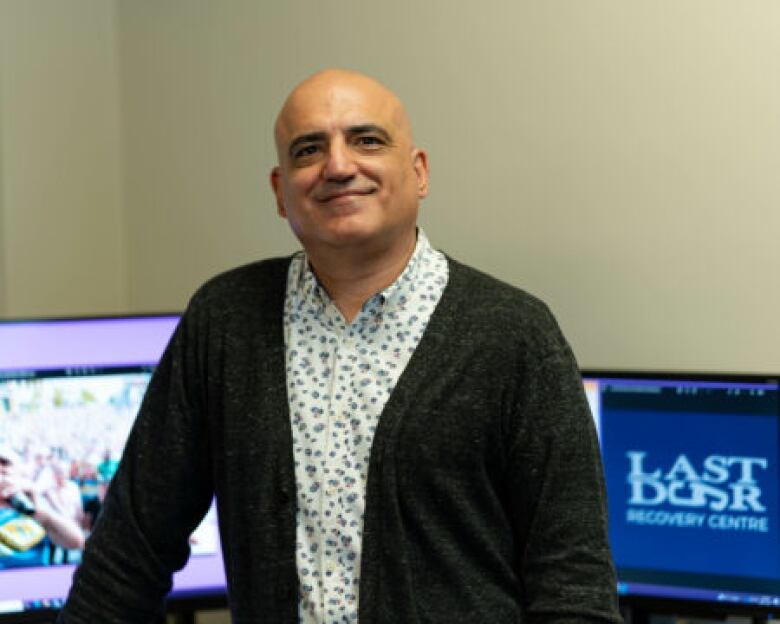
[58,310,215,623]
[508,347,622,624]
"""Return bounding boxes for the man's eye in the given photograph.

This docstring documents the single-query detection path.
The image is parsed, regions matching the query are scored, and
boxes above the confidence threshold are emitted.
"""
[293,145,319,159]
[356,136,383,147]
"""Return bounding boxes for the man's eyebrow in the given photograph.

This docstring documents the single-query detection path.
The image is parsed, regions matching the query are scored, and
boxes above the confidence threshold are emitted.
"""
[288,132,328,158]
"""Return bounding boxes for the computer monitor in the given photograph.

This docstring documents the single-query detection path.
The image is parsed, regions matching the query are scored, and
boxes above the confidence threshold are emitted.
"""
[0,315,227,620]
[582,370,780,619]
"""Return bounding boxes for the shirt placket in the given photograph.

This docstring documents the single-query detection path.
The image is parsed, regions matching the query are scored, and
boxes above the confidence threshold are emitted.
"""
[319,312,358,621]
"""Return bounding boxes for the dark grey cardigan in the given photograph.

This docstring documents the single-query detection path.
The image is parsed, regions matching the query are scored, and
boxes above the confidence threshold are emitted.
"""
[60,256,621,623]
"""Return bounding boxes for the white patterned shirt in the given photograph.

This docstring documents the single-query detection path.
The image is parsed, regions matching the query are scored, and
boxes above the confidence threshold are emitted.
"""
[284,230,449,623]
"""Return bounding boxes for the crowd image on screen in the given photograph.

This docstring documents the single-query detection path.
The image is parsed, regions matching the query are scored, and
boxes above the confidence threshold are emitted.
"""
[0,373,148,568]
[0,371,219,570]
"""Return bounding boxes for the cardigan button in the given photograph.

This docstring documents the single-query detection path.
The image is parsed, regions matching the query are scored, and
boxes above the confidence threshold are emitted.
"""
[277,487,291,505]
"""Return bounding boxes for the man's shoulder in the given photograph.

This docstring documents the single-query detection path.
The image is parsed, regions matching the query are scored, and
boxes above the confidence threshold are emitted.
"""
[445,255,555,323]
[442,255,571,358]
[197,256,291,296]
[185,255,293,318]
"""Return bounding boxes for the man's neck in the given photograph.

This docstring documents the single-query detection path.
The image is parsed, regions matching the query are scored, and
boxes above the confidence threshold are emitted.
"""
[306,231,417,323]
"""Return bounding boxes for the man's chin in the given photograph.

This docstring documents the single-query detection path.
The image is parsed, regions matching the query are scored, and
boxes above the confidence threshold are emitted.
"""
[311,222,395,252]
[323,228,380,248]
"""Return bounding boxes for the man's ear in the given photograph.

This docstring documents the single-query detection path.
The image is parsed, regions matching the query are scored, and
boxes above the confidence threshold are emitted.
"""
[411,148,429,198]
[270,167,287,218]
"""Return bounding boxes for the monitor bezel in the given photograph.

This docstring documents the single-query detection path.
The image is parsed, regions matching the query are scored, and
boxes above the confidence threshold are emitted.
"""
[0,312,181,324]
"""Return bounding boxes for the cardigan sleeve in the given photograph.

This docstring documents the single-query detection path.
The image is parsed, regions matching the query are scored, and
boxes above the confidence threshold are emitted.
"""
[57,302,215,623]
[507,344,622,624]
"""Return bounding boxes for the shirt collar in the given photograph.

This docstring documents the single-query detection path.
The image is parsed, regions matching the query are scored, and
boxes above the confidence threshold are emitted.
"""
[290,228,436,323]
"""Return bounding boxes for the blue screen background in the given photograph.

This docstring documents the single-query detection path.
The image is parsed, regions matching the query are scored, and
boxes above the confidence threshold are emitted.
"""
[602,405,779,580]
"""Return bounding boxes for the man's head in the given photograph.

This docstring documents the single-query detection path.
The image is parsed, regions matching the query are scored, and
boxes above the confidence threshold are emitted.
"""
[271,69,428,260]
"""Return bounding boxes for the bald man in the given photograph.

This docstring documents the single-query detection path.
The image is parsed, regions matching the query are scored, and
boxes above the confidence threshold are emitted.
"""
[59,70,620,623]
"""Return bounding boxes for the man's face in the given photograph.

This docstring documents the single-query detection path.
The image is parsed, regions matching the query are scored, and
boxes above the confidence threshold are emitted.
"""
[271,73,428,256]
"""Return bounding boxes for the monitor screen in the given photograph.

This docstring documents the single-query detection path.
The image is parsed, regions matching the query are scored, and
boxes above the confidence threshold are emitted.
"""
[0,315,227,618]
[583,370,780,616]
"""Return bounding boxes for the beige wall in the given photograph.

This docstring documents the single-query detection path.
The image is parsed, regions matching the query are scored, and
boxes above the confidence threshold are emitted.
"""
[117,2,294,313]
[1,1,778,364]
[115,0,780,373]
[0,51,5,316]
[0,0,127,317]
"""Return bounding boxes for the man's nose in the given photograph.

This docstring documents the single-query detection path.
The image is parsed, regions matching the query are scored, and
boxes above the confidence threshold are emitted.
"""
[322,139,358,181]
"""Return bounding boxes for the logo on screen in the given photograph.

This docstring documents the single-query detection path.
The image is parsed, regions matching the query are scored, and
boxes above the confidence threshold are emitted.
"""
[625,451,769,532]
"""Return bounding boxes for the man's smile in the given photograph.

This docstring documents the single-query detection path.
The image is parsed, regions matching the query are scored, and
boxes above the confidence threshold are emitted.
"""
[315,188,376,203]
